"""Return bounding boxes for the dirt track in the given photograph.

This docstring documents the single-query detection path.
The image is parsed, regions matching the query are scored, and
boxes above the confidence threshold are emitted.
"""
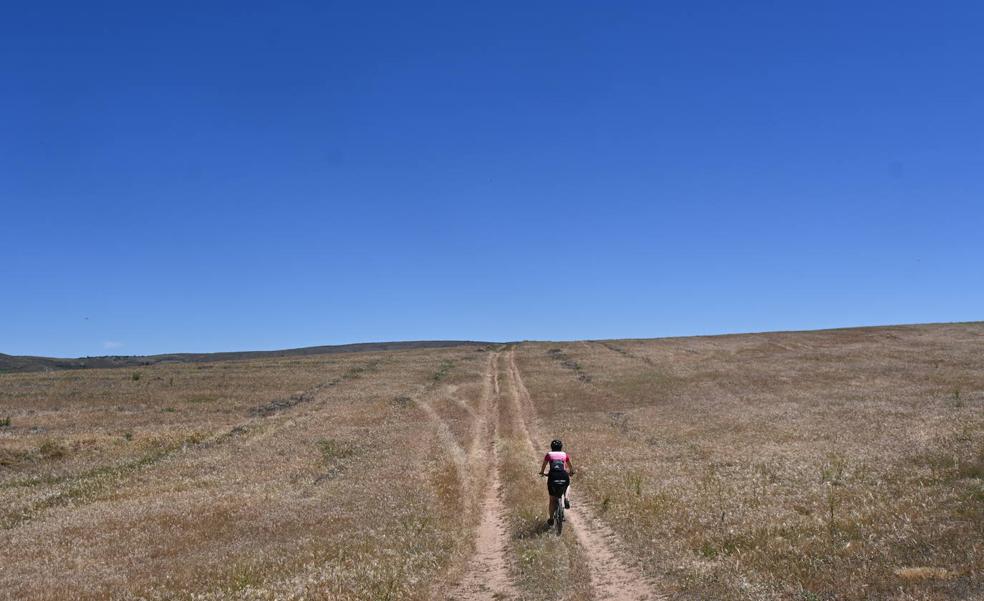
[447,441,516,600]
[446,350,661,600]
[447,353,518,600]
[507,350,660,601]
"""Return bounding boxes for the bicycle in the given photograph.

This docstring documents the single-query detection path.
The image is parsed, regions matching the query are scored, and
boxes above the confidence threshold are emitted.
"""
[540,473,569,535]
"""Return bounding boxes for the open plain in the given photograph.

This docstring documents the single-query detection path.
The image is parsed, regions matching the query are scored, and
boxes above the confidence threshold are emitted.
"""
[1,323,981,600]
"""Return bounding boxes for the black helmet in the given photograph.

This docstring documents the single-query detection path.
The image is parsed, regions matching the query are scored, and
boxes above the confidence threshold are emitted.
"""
[550,439,563,451]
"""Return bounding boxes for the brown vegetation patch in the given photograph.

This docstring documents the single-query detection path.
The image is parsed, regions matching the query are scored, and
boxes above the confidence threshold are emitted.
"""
[546,348,592,382]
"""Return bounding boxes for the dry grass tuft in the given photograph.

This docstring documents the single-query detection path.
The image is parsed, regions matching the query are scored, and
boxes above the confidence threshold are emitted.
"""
[894,567,952,581]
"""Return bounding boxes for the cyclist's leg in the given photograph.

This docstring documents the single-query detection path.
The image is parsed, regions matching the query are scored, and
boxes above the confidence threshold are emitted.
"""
[547,480,556,520]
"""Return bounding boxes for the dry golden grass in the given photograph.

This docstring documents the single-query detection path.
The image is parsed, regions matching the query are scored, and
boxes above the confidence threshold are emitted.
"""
[1,323,981,600]
[515,323,984,600]
[1,349,484,600]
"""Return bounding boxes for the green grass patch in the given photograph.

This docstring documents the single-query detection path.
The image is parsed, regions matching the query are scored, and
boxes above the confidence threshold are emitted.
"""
[317,438,360,463]
[432,360,455,382]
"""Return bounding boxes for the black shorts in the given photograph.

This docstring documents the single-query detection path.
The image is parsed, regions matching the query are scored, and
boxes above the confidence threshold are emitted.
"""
[546,470,570,497]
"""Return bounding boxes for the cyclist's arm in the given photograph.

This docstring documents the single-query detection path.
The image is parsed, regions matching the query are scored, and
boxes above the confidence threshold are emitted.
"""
[539,457,549,476]
[567,457,576,476]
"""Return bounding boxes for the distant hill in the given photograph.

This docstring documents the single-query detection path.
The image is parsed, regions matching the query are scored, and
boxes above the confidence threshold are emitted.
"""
[0,340,491,374]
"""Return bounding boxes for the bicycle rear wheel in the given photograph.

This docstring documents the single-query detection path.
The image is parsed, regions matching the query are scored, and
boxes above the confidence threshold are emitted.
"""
[555,504,564,535]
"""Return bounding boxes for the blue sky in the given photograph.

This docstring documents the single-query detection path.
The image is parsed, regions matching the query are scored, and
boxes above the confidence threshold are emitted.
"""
[2,1,982,357]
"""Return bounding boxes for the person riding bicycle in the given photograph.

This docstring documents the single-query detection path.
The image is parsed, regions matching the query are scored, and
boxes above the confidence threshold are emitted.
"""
[539,439,575,526]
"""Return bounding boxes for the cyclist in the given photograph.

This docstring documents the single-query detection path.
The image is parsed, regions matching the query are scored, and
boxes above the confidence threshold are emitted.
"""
[539,439,575,526]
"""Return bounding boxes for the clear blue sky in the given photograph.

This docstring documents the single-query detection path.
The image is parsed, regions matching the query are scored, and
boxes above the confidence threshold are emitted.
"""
[2,1,982,357]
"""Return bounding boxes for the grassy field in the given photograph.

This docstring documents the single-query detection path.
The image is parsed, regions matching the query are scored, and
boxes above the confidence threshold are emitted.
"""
[1,323,981,600]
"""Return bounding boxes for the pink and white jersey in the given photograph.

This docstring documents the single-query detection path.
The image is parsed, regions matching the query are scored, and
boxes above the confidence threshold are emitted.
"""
[544,451,572,472]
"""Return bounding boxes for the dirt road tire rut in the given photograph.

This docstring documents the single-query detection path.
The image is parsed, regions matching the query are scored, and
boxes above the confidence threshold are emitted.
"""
[447,353,519,600]
[506,350,662,601]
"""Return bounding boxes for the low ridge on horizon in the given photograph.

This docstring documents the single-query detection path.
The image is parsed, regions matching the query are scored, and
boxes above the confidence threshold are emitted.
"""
[3,320,979,374]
